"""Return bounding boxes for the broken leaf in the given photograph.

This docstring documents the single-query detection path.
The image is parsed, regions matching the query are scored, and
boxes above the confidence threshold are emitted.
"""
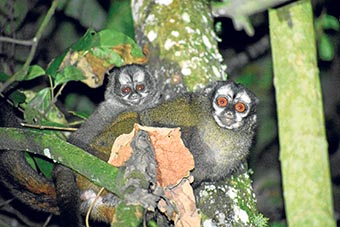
[108,124,194,187]
[46,29,149,88]
[108,124,200,226]
[158,178,200,227]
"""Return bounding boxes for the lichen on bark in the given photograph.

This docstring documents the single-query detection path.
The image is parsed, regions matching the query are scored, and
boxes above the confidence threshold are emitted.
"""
[132,0,226,96]
[131,1,266,226]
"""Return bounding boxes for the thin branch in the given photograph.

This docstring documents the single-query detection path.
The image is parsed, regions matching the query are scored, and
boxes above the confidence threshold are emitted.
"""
[212,0,290,35]
[212,0,290,17]
[0,36,35,46]
[20,122,77,132]
[0,0,59,94]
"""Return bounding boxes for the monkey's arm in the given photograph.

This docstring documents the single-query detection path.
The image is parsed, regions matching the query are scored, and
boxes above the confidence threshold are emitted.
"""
[68,101,126,152]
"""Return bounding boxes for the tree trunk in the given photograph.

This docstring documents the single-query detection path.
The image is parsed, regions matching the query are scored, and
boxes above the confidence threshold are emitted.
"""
[132,0,267,226]
[269,0,336,226]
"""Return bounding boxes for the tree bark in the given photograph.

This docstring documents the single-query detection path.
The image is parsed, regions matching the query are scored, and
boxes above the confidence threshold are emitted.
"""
[132,0,267,226]
[270,1,336,226]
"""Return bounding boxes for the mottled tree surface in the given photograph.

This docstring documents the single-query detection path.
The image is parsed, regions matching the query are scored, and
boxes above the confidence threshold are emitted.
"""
[132,0,226,98]
[132,0,266,226]
[270,0,336,226]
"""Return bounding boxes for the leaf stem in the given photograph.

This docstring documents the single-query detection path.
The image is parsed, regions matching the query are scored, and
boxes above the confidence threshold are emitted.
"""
[0,0,59,93]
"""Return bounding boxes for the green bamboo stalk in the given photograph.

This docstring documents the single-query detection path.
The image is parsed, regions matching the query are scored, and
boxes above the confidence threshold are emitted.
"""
[269,1,336,226]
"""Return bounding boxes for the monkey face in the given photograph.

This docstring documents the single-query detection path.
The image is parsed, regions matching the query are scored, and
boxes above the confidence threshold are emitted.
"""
[212,81,257,130]
[109,65,156,106]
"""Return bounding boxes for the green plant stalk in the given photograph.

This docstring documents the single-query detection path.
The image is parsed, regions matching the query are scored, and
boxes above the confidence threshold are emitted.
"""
[0,0,59,93]
[269,1,336,226]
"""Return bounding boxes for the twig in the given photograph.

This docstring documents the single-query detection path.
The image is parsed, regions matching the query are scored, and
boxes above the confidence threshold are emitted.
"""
[0,0,59,93]
[85,187,105,227]
[42,214,53,227]
[0,36,35,46]
[20,122,77,132]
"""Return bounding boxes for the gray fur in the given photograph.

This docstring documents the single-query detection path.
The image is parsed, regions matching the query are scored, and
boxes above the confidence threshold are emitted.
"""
[68,64,161,153]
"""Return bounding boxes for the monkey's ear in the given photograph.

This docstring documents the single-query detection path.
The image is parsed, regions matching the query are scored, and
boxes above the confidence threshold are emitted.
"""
[202,81,218,95]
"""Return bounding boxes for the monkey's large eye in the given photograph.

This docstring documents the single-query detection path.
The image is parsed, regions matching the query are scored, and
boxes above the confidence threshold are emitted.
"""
[216,97,228,107]
[235,102,246,113]
[121,86,132,94]
[135,84,145,91]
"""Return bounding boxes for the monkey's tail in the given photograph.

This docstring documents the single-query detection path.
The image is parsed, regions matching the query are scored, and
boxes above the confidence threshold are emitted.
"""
[0,97,60,214]
[0,150,59,214]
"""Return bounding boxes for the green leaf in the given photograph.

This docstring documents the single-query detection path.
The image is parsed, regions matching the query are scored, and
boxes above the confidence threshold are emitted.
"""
[319,34,334,61]
[0,72,10,82]
[24,152,54,180]
[54,65,85,87]
[97,29,144,58]
[34,156,54,179]
[24,88,51,123]
[46,50,68,77]
[320,14,339,31]
[24,88,67,125]
[8,90,26,107]
[90,47,124,66]
[23,65,46,81]
[71,28,98,51]
[25,152,38,171]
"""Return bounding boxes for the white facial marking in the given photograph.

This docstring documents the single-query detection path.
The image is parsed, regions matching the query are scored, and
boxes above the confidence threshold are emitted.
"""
[215,84,234,99]
[118,73,131,84]
[235,90,251,104]
[133,70,145,83]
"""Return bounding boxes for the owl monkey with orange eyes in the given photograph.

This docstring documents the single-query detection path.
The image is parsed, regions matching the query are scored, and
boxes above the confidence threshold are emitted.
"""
[68,64,162,155]
[71,79,258,225]
[0,72,257,226]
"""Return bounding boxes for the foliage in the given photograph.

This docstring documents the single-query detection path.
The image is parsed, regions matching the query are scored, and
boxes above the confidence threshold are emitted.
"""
[314,12,339,61]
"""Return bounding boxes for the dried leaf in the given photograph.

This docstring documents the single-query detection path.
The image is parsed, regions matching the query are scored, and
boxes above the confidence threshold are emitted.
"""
[108,124,194,187]
[47,29,150,88]
[59,51,101,88]
[158,178,200,227]
[108,124,200,226]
